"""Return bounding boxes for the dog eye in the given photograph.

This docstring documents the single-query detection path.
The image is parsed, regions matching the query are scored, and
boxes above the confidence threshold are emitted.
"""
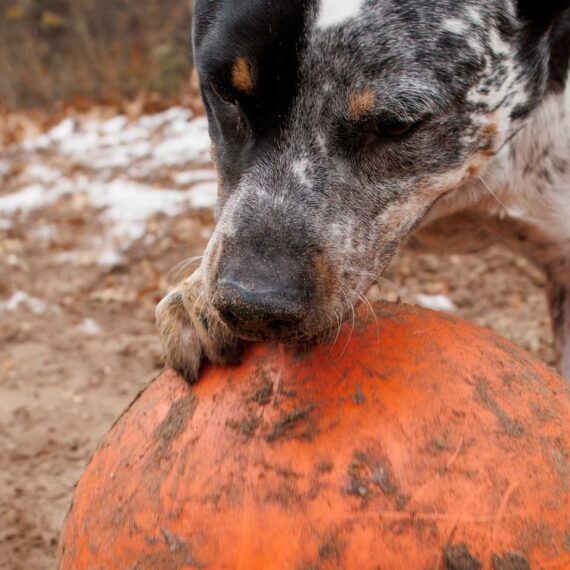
[373,118,415,139]
[210,81,237,106]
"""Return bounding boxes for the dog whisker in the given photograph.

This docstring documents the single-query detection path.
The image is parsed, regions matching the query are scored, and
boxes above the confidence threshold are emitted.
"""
[335,287,356,361]
[329,289,348,351]
[346,267,402,296]
[191,291,205,318]
[167,256,204,282]
[354,289,380,344]
[478,175,546,226]
[477,175,510,213]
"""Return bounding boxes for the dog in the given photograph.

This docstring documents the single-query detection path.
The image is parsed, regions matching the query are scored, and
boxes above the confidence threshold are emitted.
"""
[157,0,570,383]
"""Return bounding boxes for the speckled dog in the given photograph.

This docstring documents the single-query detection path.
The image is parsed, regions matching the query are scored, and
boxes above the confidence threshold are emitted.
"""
[157,0,570,381]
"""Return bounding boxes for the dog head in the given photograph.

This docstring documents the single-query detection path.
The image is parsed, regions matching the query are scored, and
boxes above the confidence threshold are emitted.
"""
[192,0,569,341]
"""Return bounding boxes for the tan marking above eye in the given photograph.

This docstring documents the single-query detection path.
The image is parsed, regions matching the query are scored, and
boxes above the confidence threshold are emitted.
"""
[231,57,255,95]
[348,89,376,119]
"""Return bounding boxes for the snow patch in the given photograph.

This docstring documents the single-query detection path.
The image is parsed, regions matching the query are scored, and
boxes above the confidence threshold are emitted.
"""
[173,169,217,186]
[32,224,57,240]
[0,185,55,214]
[89,179,197,242]
[3,108,219,265]
[187,181,218,209]
[21,108,211,173]
[415,294,457,312]
[96,249,125,267]
[76,318,103,336]
[0,292,56,315]
[152,116,211,167]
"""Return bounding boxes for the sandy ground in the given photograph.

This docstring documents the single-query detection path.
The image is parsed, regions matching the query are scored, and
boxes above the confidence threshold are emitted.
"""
[0,108,556,570]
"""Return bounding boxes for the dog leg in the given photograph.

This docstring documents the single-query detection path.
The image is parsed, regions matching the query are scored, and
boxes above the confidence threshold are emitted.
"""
[546,269,570,381]
[156,268,243,383]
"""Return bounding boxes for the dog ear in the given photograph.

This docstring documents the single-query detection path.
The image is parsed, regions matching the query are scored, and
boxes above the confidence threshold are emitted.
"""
[516,0,570,30]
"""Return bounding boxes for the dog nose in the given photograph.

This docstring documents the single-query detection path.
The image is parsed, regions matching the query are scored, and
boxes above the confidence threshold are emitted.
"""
[213,277,307,336]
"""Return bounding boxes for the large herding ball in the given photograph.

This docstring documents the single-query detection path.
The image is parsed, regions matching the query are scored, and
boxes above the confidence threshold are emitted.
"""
[59,303,569,570]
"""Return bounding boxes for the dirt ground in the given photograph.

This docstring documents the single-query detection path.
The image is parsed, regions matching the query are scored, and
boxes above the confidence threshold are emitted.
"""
[0,108,557,570]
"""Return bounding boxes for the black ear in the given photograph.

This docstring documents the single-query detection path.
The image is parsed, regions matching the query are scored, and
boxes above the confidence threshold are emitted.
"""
[516,0,570,30]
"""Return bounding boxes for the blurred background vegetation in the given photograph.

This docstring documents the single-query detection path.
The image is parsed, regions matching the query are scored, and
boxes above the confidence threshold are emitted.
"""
[0,0,193,110]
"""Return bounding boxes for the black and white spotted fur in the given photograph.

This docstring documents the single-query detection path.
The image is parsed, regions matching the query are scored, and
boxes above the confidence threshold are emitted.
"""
[157,0,570,381]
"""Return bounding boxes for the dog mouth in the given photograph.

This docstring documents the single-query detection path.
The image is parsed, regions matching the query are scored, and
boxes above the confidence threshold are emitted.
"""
[218,311,315,343]
[214,299,360,345]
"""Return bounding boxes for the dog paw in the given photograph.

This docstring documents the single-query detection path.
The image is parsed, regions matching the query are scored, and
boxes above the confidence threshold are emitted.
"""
[156,270,242,383]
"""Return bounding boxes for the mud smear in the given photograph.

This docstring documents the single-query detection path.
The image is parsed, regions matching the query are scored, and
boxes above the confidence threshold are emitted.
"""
[251,377,274,405]
[346,450,398,499]
[318,531,344,564]
[299,529,345,570]
[351,385,367,405]
[133,528,205,569]
[151,393,198,458]
[265,482,303,510]
[266,405,315,442]
[316,458,334,473]
[475,380,524,438]
[444,543,482,570]
[491,551,531,570]
[226,415,261,438]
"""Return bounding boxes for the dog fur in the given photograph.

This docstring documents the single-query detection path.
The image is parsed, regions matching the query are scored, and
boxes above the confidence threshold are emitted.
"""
[157,0,570,381]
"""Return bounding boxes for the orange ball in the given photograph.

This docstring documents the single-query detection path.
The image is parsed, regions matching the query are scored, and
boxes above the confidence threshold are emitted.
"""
[59,303,570,570]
